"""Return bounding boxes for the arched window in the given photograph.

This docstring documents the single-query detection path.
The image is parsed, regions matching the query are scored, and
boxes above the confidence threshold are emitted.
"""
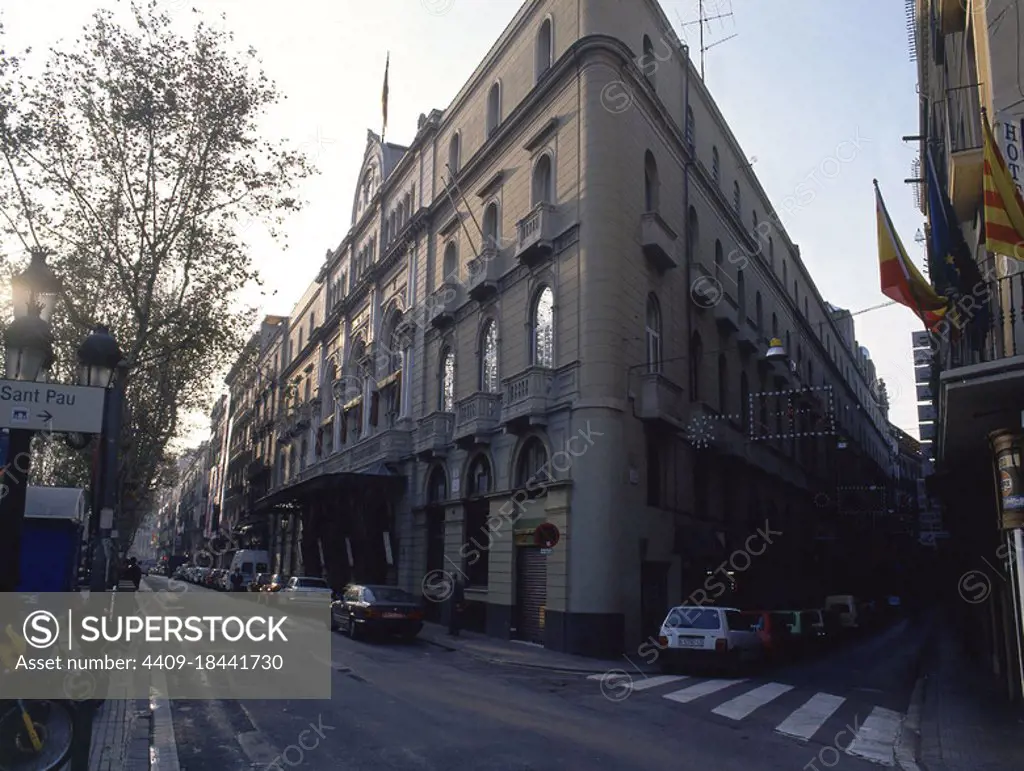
[756,292,763,330]
[486,82,501,137]
[482,202,499,249]
[457,455,489,503]
[718,353,728,414]
[642,35,656,86]
[480,320,499,392]
[516,436,550,487]
[646,294,662,373]
[685,106,695,148]
[443,241,457,279]
[427,466,447,503]
[768,237,775,267]
[448,133,461,175]
[532,286,554,367]
[793,280,799,305]
[714,240,724,277]
[740,372,750,431]
[384,310,404,374]
[783,260,788,287]
[689,331,703,399]
[535,17,553,81]
[644,150,659,212]
[711,146,720,184]
[532,154,553,205]
[687,206,699,261]
[733,181,741,212]
[439,347,455,412]
[772,312,778,338]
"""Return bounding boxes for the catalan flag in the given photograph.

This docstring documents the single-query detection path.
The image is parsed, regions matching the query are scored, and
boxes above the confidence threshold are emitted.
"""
[983,110,1024,260]
[875,180,949,330]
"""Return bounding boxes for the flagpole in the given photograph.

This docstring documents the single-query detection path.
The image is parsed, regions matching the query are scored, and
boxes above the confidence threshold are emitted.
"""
[874,178,944,343]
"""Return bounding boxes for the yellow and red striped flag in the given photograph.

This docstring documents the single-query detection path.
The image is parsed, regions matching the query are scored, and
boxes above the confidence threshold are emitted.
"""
[983,112,1024,259]
[875,180,948,330]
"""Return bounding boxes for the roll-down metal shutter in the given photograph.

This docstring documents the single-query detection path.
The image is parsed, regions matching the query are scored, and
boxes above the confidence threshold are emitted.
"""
[515,547,547,644]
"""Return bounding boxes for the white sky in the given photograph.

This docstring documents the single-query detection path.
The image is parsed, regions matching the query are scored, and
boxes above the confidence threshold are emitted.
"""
[1,0,928,447]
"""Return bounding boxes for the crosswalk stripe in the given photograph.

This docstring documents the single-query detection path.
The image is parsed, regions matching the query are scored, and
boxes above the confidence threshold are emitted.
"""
[775,692,846,740]
[627,675,688,691]
[845,706,902,766]
[663,678,744,704]
[711,681,793,720]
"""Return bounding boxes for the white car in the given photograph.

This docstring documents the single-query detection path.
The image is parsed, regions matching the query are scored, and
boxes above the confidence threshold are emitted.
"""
[657,606,763,674]
[282,576,333,602]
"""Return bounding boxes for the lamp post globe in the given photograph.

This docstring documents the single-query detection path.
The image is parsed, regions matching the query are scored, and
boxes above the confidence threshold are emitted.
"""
[4,311,55,382]
[77,325,122,388]
[12,248,62,323]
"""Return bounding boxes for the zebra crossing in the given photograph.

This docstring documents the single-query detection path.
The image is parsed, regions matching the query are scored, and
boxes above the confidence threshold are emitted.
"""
[585,673,904,766]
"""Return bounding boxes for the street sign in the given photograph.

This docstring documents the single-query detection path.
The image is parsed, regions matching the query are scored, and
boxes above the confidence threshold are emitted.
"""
[0,379,105,434]
[533,523,560,549]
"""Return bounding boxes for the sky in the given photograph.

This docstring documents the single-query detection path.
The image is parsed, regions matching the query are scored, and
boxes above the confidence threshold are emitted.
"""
[0,0,928,444]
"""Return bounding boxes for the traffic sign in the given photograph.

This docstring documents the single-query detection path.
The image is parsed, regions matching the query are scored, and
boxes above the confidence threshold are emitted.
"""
[534,523,560,549]
[0,379,105,434]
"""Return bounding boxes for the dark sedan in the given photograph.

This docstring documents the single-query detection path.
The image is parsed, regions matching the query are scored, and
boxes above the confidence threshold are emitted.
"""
[331,584,424,641]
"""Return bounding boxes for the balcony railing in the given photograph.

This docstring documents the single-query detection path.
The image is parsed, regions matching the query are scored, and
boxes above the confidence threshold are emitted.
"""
[640,211,678,272]
[414,411,455,458]
[501,366,555,427]
[635,372,685,427]
[347,426,413,470]
[945,273,1024,368]
[427,282,462,328]
[944,84,984,221]
[515,203,556,267]
[453,392,502,444]
[467,244,501,301]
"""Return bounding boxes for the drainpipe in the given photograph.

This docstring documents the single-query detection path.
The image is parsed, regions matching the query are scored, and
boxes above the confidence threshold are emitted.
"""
[682,42,694,564]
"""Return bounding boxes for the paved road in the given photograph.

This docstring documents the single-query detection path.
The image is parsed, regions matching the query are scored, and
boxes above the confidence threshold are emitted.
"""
[145,576,923,770]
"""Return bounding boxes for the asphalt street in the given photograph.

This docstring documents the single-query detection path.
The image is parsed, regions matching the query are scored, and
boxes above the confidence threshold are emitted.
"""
[145,576,925,770]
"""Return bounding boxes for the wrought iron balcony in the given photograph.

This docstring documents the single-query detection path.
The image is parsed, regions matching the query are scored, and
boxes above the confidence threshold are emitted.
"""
[634,372,685,427]
[414,411,455,458]
[639,211,678,272]
[453,392,502,445]
[515,203,556,267]
[467,244,501,301]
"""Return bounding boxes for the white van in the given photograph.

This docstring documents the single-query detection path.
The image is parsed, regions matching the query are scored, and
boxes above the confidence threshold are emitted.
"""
[229,550,270,588]
[825,595,860,631]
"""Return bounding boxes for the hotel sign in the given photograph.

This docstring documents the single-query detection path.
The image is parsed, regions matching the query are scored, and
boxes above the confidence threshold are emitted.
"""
[997,113,1024,197]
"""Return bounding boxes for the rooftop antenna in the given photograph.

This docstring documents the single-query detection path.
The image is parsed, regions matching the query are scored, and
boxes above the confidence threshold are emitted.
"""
[677,0,737,79]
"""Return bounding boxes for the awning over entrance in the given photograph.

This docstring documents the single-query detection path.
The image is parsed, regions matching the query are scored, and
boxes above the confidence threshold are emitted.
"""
[254,466,405,512]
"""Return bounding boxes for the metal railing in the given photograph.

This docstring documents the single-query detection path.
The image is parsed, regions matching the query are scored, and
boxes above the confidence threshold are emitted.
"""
[945,272,1024,368]
[944,83,983,154]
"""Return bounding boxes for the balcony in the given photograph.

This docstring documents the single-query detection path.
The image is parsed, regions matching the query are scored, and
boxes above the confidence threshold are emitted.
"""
[453,392,502,445]
[713,290,740,334]
[944,85,984,222]
[246,460,269,480]
[414,411,455,458]
[501,366,555,428]
[515,203,556,267]
[634,372,685,427]
[938,0,966,34]
[736,319,760,355]
[347,426,413,471]
[639,211,679,272]
[467,244,501,301]
[939,273,1024,464]
[427,282,462,329]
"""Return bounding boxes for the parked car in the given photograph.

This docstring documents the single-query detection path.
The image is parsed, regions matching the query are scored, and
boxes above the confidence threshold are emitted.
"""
[750,611,797,660]
[249,573,273,593]
[282,576,333,602]
[263,574,290,592]
[804,608,843,647]
[331,584,424,641]
[777,610,818,652]
[825,595,861,635]
[656,606,763,675]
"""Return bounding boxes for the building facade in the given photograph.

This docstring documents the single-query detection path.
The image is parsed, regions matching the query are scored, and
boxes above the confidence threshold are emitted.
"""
[914,0,1024,701]
[198,0,901,657]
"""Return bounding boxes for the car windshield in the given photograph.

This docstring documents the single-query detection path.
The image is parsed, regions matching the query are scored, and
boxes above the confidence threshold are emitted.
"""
[297,578,329,588]
[664,608,720,629]
[365,587,416,603]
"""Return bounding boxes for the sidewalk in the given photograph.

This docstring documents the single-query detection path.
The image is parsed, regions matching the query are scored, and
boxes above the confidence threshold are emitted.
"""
[419,621,659,675]
[907,616,1024,770]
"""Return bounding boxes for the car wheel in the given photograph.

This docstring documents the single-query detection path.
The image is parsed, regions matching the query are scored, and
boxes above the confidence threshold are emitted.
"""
[348,616,360,640]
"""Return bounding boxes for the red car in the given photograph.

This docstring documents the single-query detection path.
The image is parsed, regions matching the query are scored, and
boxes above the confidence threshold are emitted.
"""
[750,611,796,660]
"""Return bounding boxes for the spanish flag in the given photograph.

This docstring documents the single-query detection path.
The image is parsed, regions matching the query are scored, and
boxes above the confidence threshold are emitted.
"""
[982,110,1024,260]
[875,180,949,330]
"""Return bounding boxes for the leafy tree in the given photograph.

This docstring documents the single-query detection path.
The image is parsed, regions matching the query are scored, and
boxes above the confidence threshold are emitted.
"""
[0,2,313,543]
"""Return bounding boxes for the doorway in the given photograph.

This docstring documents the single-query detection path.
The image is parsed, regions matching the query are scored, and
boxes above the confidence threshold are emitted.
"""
[425,506,445,622]
[515,546,547,644]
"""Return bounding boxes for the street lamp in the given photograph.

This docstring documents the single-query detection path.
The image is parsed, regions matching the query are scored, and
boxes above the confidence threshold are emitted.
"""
[4,308,55,382]
[77,325,123,388]
[12,247,62,322]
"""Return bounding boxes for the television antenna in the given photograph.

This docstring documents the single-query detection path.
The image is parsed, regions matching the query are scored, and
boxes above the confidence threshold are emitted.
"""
[678,0,738,79]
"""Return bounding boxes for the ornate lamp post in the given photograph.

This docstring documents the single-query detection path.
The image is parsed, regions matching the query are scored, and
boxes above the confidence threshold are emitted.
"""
[0,248,60,592]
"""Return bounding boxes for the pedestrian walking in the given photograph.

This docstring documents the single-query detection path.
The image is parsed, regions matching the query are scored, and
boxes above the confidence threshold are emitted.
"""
[448,573,465,637]
[126,557,142,590]
[231,569,245,592]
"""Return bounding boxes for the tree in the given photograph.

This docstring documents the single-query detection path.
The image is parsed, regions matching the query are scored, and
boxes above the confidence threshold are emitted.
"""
[0,2,314,542]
